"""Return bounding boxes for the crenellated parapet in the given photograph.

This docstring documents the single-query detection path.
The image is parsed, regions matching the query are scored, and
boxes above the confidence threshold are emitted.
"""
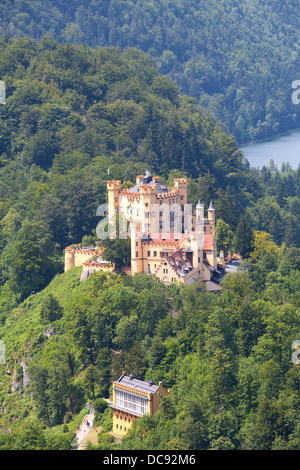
[107,180,121,191]
[139,184,157,196]
[173,178,188,188]
[64,245,105,272]
[156,189,179,199]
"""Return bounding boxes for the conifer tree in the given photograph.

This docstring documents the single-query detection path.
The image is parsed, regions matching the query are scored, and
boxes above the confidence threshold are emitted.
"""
[233,216,254,258]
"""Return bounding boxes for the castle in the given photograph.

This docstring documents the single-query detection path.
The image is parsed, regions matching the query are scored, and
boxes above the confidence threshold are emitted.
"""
[65,171,223,290]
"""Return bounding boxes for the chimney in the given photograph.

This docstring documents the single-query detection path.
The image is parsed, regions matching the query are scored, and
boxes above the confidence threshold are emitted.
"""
[136,175,144,184]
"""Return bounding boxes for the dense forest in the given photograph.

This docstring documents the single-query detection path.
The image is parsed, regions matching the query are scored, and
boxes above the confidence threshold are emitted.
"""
[0,37,299,307]
[0,37,299,450]
[0,248,299,450]
[0,0,300,142]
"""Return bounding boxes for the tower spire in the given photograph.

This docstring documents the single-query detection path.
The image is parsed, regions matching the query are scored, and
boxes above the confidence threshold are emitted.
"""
[208,200,215,211]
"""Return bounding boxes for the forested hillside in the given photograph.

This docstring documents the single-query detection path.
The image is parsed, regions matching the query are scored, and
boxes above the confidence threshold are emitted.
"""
[0,247,299,450]
[0,36,245,306]
[0,37,299,451]
[0,36,299,315]
[0,0,299,142]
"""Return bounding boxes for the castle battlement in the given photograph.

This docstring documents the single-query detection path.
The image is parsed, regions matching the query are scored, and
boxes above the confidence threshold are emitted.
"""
[139,184,157,195]
[141,240,179,247]
[64,245,106,272]
[107,180,121,190]
[156,189,178,198]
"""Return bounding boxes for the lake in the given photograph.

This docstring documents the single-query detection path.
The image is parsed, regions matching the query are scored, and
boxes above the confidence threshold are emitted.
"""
[240,128,300,170]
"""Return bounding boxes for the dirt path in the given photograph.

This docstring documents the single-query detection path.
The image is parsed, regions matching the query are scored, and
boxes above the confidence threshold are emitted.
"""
[76,413,95,450]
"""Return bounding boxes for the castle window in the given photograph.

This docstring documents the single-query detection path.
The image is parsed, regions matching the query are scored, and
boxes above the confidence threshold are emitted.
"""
[147,251,150,257]
[136,242,138,247]
[136,251,139,257]
[145,203,149,207]
[181,196,183,200]
[154,251,157,257]
[125,427,127,432]
[116,424,118,429]
[145,223,150,231]
[145,212,149,219]
[120,426,122,430]
[137,209,140,216]
[128,206,134,215]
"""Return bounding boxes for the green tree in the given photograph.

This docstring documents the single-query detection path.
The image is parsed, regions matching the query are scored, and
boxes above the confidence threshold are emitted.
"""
[40,294,63,323]
[4,219,60,300]
[215,219,234,256]
[233,216,254,258]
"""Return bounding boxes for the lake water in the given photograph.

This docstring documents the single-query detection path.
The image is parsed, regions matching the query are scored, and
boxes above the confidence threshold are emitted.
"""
[240,128,300,170]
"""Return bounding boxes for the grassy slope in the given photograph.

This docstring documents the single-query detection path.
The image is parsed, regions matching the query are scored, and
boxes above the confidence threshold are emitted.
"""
[0,266,89,429]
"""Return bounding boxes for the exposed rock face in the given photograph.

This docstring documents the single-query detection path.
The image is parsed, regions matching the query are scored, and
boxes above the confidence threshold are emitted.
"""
[43,327,56,338]
[11,368,19,392]
[21,360,30,390]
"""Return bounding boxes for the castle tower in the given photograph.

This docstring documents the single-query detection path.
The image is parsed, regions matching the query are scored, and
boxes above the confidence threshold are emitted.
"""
[208,200,215,227]
[194,199,205,270]
[173,178,188,205]
[130,220,143,274]
[208,200,217,269]
[139,184,156,236]
[64,249,75,272]
[196,199,204,233]
[107,180,121,221]
[190,233,198,268]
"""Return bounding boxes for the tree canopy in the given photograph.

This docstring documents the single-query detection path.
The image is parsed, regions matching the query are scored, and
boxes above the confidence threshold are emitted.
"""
[0,0,299,142]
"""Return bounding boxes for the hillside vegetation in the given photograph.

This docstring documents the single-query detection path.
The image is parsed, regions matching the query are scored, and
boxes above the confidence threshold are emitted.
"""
[0,243,299,450]
[0,37,299,451]
[0,38,299,309]
[0,0,299,142]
